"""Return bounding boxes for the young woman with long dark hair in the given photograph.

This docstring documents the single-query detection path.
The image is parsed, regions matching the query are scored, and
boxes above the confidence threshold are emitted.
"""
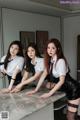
[0,40,24,93]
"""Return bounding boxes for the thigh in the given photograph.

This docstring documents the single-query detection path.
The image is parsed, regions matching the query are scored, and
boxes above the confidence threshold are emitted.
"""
[68,98,80,112]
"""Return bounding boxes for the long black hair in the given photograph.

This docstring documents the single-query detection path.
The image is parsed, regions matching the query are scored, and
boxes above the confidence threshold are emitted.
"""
[4,40,24,69]
[25,42,41,72]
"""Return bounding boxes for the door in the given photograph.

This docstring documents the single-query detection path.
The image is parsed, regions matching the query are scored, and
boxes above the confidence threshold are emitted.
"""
[77,35,80,81]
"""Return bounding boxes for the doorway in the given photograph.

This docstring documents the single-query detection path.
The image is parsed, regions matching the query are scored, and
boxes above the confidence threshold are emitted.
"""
[77,35,80,81]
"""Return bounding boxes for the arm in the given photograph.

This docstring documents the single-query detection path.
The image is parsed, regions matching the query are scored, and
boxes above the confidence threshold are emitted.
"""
[40,59,67,98]
[0,68,7,78]
[26,69,48,95]
[35,69,47,92]
[10,70,29,93]
[21,72,42,86]
[40,75,65,98]
[8,67,21,90]
[1,67,21,93]
[11,71,42,93]
[21,70,29,82]
[9,57,24,90]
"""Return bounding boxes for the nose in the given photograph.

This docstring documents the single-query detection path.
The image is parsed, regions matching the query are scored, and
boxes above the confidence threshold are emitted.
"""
[49,48,53,52]
[29,51,32,54]
[29,52,33,56]
[12,48,15,52]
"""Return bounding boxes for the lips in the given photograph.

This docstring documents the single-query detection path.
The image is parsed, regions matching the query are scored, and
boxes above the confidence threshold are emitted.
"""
[29,55,33,58]
[49,53,53,55]
[11,52,14,55]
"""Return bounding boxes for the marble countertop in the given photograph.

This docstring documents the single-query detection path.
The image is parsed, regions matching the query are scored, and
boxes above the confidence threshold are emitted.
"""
[0,88,65,120]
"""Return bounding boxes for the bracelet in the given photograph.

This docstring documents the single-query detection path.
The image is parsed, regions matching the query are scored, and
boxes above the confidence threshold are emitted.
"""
[11,78,16,80]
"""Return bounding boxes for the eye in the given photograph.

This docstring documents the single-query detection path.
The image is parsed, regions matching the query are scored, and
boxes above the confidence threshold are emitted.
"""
[15,48,18,50]
[31,50,35,52]
[52,47,55,49]
[27,50,30,53]
[47,47,50,49]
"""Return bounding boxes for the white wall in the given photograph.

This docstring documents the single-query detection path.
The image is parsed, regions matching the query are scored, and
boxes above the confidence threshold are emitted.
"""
[63,15,80,79]
[2,8,60,54]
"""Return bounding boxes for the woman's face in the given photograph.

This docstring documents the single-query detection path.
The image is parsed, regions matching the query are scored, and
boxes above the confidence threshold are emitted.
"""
[47,42,57,57]
[10,44,19,57]
[27,47,36,59]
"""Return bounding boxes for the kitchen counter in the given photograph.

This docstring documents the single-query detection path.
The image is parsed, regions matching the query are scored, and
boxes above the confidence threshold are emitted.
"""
[0,88,65,120]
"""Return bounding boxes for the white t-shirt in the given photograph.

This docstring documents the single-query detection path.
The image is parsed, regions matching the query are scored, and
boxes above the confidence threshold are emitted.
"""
[0,55,24,76]
[52,57,68,78]
[31,57,44,73]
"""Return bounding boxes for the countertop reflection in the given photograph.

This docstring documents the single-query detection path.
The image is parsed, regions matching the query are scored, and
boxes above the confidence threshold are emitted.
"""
[0,88,65,120]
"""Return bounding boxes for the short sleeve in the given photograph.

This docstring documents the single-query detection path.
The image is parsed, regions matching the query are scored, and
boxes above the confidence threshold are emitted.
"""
[16,57,24,71]
[56,59,67,76]
[35,59,44,72]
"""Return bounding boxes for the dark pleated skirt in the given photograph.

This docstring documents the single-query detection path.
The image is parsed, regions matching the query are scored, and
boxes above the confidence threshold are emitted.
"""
[45,73,80,100]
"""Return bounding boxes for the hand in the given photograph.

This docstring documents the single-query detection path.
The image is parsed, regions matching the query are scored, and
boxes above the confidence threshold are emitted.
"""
[40,93,52,99]
[11,84,22,93]
[0,88,11,93]
[26,89,37,95]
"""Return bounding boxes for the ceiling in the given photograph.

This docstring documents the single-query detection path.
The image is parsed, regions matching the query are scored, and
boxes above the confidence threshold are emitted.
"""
[0,0,80,16]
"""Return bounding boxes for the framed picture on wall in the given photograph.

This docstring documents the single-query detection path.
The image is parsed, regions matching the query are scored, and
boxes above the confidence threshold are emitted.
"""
[20,31,35,53]
[36,31,48,54]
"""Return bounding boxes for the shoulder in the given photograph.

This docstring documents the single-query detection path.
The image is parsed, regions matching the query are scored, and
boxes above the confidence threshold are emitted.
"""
[57,58,66,65]
[15,56,24,64]
[36,57,44,65]
[56,58,67,70]
[36,57,44,62]
[16,56,24,61]
[56,58,67,69]
[35,57,44,72]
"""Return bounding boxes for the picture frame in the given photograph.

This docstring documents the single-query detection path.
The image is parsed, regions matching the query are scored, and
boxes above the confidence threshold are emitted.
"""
[20,31,35,51]
[36,31,48,54]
